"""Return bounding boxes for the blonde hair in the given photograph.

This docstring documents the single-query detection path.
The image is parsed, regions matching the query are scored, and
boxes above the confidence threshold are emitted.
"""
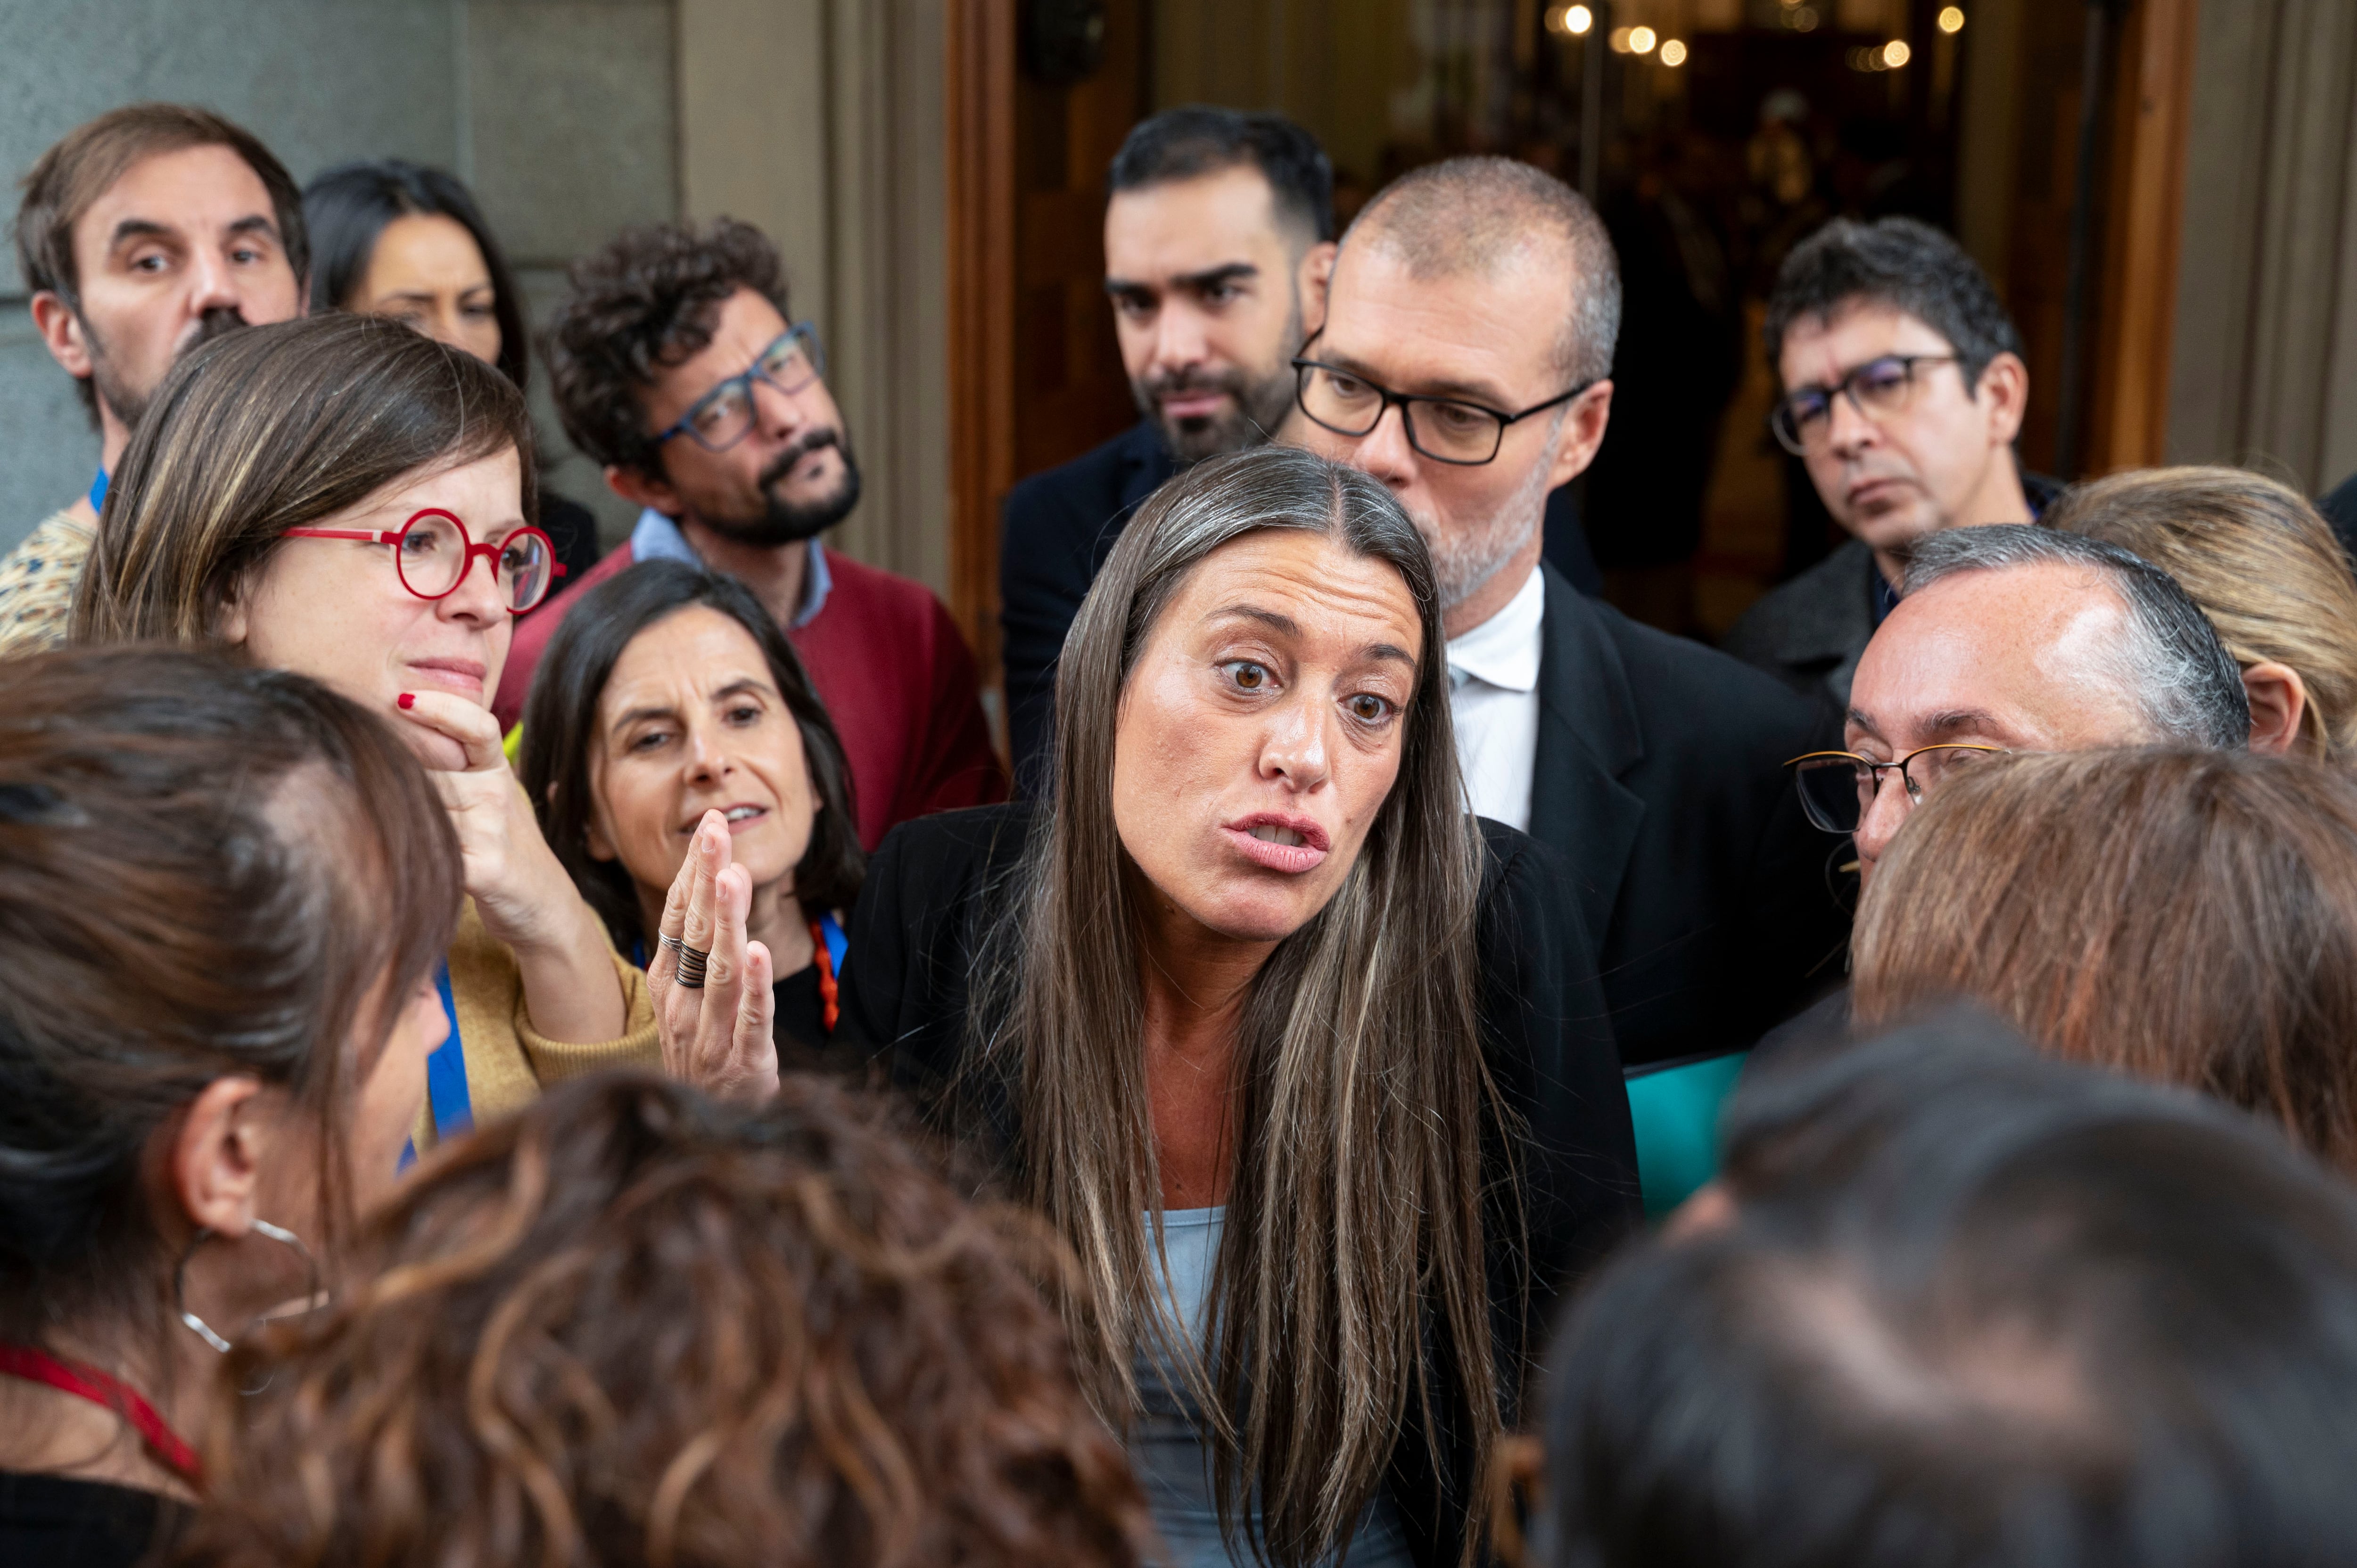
[1853,748,2357,1174]
[2046,466,2357,760]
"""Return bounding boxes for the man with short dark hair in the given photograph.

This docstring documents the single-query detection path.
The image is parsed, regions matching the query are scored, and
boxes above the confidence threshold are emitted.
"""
[1724,216,2049,714]
[0,103,307,656]
[491,219,1004,848]
[1544,1013,2357,1568]
[1288,154,1846,1068]
[997,107,1337,786]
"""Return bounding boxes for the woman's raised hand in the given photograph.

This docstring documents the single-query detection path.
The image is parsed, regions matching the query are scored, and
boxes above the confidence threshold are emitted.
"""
[396,689,628,1043]
[647,810,779,1104]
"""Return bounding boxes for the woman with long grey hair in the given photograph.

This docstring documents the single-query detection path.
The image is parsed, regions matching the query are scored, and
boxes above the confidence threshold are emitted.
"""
[754,444,1637,1568]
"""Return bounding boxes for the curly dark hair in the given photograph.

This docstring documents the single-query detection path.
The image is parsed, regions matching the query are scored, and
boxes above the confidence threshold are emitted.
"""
[544,218,791,479]
[1763,216,2022,390]
[171,1072,1153,1568]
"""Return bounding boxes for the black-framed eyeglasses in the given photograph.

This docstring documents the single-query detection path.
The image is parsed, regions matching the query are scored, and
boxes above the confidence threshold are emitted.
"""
[654,323,827,452]
[1291,341,1596,466]
[1785,744,2011,835]
[1769,353,1959,456]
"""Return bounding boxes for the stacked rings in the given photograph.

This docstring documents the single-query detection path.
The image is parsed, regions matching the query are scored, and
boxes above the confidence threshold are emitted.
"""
[662,933,711,989]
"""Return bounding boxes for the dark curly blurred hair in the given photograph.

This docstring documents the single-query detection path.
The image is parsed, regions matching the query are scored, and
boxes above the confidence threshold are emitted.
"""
[544,218,790,480]
[172,1072,1154,1568]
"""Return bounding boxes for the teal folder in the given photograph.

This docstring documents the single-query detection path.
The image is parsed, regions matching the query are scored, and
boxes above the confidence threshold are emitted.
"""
[1624,1050,1749,1218]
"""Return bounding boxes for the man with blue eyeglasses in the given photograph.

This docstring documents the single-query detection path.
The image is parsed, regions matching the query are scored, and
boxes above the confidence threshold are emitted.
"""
[493,219,1004,849]
[1724,216,2056,720]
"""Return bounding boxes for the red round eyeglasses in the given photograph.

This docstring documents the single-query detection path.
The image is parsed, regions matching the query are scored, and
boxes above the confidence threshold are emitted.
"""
[282,508,565,615]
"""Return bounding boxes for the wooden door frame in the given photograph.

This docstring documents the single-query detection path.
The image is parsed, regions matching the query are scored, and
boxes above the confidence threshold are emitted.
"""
[946,0,1018,715]
[2088,0,2200,472]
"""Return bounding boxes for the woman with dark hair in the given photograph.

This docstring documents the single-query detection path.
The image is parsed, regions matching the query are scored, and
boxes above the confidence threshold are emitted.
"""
[519,559,863,1054]
[1852,747,2357,1174]
[0,646,460,1564]
[74,312,667,1151]
[664,445,1640,1568]
[169,1072,1157,1568]
[302,158,600,585]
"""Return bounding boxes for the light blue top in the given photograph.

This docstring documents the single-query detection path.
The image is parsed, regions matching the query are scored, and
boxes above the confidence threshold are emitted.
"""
[626,508,832,628]
[1134,1207,1414,1568]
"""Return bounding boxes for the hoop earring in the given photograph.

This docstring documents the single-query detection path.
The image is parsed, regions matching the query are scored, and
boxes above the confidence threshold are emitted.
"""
[174,1219,323,1356]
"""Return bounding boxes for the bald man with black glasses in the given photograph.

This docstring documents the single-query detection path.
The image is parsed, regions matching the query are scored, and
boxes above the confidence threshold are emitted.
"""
[1285,155,1846,1073]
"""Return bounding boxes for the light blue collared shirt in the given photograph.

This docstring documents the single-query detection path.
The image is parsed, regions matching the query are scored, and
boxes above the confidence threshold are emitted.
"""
[628,508,832,630]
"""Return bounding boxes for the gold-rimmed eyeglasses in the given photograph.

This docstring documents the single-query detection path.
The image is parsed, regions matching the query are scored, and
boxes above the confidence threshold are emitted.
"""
[1785,744,2011,835]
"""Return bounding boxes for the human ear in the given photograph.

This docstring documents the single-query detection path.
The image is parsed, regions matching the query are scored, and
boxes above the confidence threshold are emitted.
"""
[1549,379,1616,488]
[1972,351,2030,445]
[165,1076,271,1243]
[1296,240,1337,337]
[604,463,683,517]
[29,291,94,379]
[2243,660,2311,756]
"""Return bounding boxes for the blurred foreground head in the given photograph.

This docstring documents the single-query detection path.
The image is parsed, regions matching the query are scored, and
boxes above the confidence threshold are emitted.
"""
[1854,748,2357,1173]
[173,1073,1152,1568]
[1542,1015,2357,1568]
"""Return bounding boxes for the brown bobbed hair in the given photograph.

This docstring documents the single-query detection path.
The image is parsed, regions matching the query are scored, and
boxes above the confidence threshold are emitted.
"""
[2046,465,2357,761]
[520,558,864,952]
[1853,747,2357,1172]
[0,647,459,1364]
[71,312,536,647]
[971,444,1499,1566]
[171,1072,1154,1568]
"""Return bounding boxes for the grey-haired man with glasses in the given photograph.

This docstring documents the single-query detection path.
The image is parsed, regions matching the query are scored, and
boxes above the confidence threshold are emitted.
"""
[1286,155,1846,1071]
[1725,216,2055,714]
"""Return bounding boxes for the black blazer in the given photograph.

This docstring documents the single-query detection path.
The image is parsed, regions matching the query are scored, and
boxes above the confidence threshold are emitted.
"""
[1529,563,1850,1067]
[1000,421,1176,796]
[838,802,1641,1568]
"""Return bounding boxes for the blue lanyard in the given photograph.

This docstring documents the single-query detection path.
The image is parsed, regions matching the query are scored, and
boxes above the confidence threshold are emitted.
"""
[87,468,107,512]
[817,910,848,977]
[424,962,472,1137]
[398,963,472,1172]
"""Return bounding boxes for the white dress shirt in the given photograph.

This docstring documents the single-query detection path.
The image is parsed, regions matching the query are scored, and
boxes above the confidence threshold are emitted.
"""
[1445,564,1546,831]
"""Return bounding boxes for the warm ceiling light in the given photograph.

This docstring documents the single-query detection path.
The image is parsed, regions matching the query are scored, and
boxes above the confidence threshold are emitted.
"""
[1882,38,1912,66]
[1630,24,1657,52]
[1566,3,1594,33]
[1937,5,1965,32]
[1608,25,1633,50]
[1659,37,1688,66]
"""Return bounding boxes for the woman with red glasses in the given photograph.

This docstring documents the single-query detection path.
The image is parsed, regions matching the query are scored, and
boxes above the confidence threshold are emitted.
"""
[74,312,662,1154]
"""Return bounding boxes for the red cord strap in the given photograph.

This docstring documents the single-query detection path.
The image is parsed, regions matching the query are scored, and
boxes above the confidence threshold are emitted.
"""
[0,1343,204,1487]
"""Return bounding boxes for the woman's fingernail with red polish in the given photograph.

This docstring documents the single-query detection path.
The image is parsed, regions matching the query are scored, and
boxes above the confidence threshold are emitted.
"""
[397,693,416,710]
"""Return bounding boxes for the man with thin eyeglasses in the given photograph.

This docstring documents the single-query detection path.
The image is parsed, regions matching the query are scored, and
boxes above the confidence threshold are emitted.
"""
[1285,155,1846,1073]
[1725,216,2055,717]
[1759,523,2249,1059]
[490,219,1003,848]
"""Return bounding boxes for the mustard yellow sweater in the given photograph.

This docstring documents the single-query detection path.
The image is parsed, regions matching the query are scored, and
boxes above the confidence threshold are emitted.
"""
[412,899,660,1150]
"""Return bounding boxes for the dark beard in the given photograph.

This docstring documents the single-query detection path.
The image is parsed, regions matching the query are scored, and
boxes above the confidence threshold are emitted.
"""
[1133,359,1297,466]
[87,306,252,432]
[693,428,864,548]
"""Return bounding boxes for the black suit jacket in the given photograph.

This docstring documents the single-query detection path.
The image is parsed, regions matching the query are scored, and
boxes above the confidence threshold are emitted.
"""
[838,802,1640,1568]
[1000,421,1609,796]
[1527,563,1849,1067]
[1000,421,1176,796]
